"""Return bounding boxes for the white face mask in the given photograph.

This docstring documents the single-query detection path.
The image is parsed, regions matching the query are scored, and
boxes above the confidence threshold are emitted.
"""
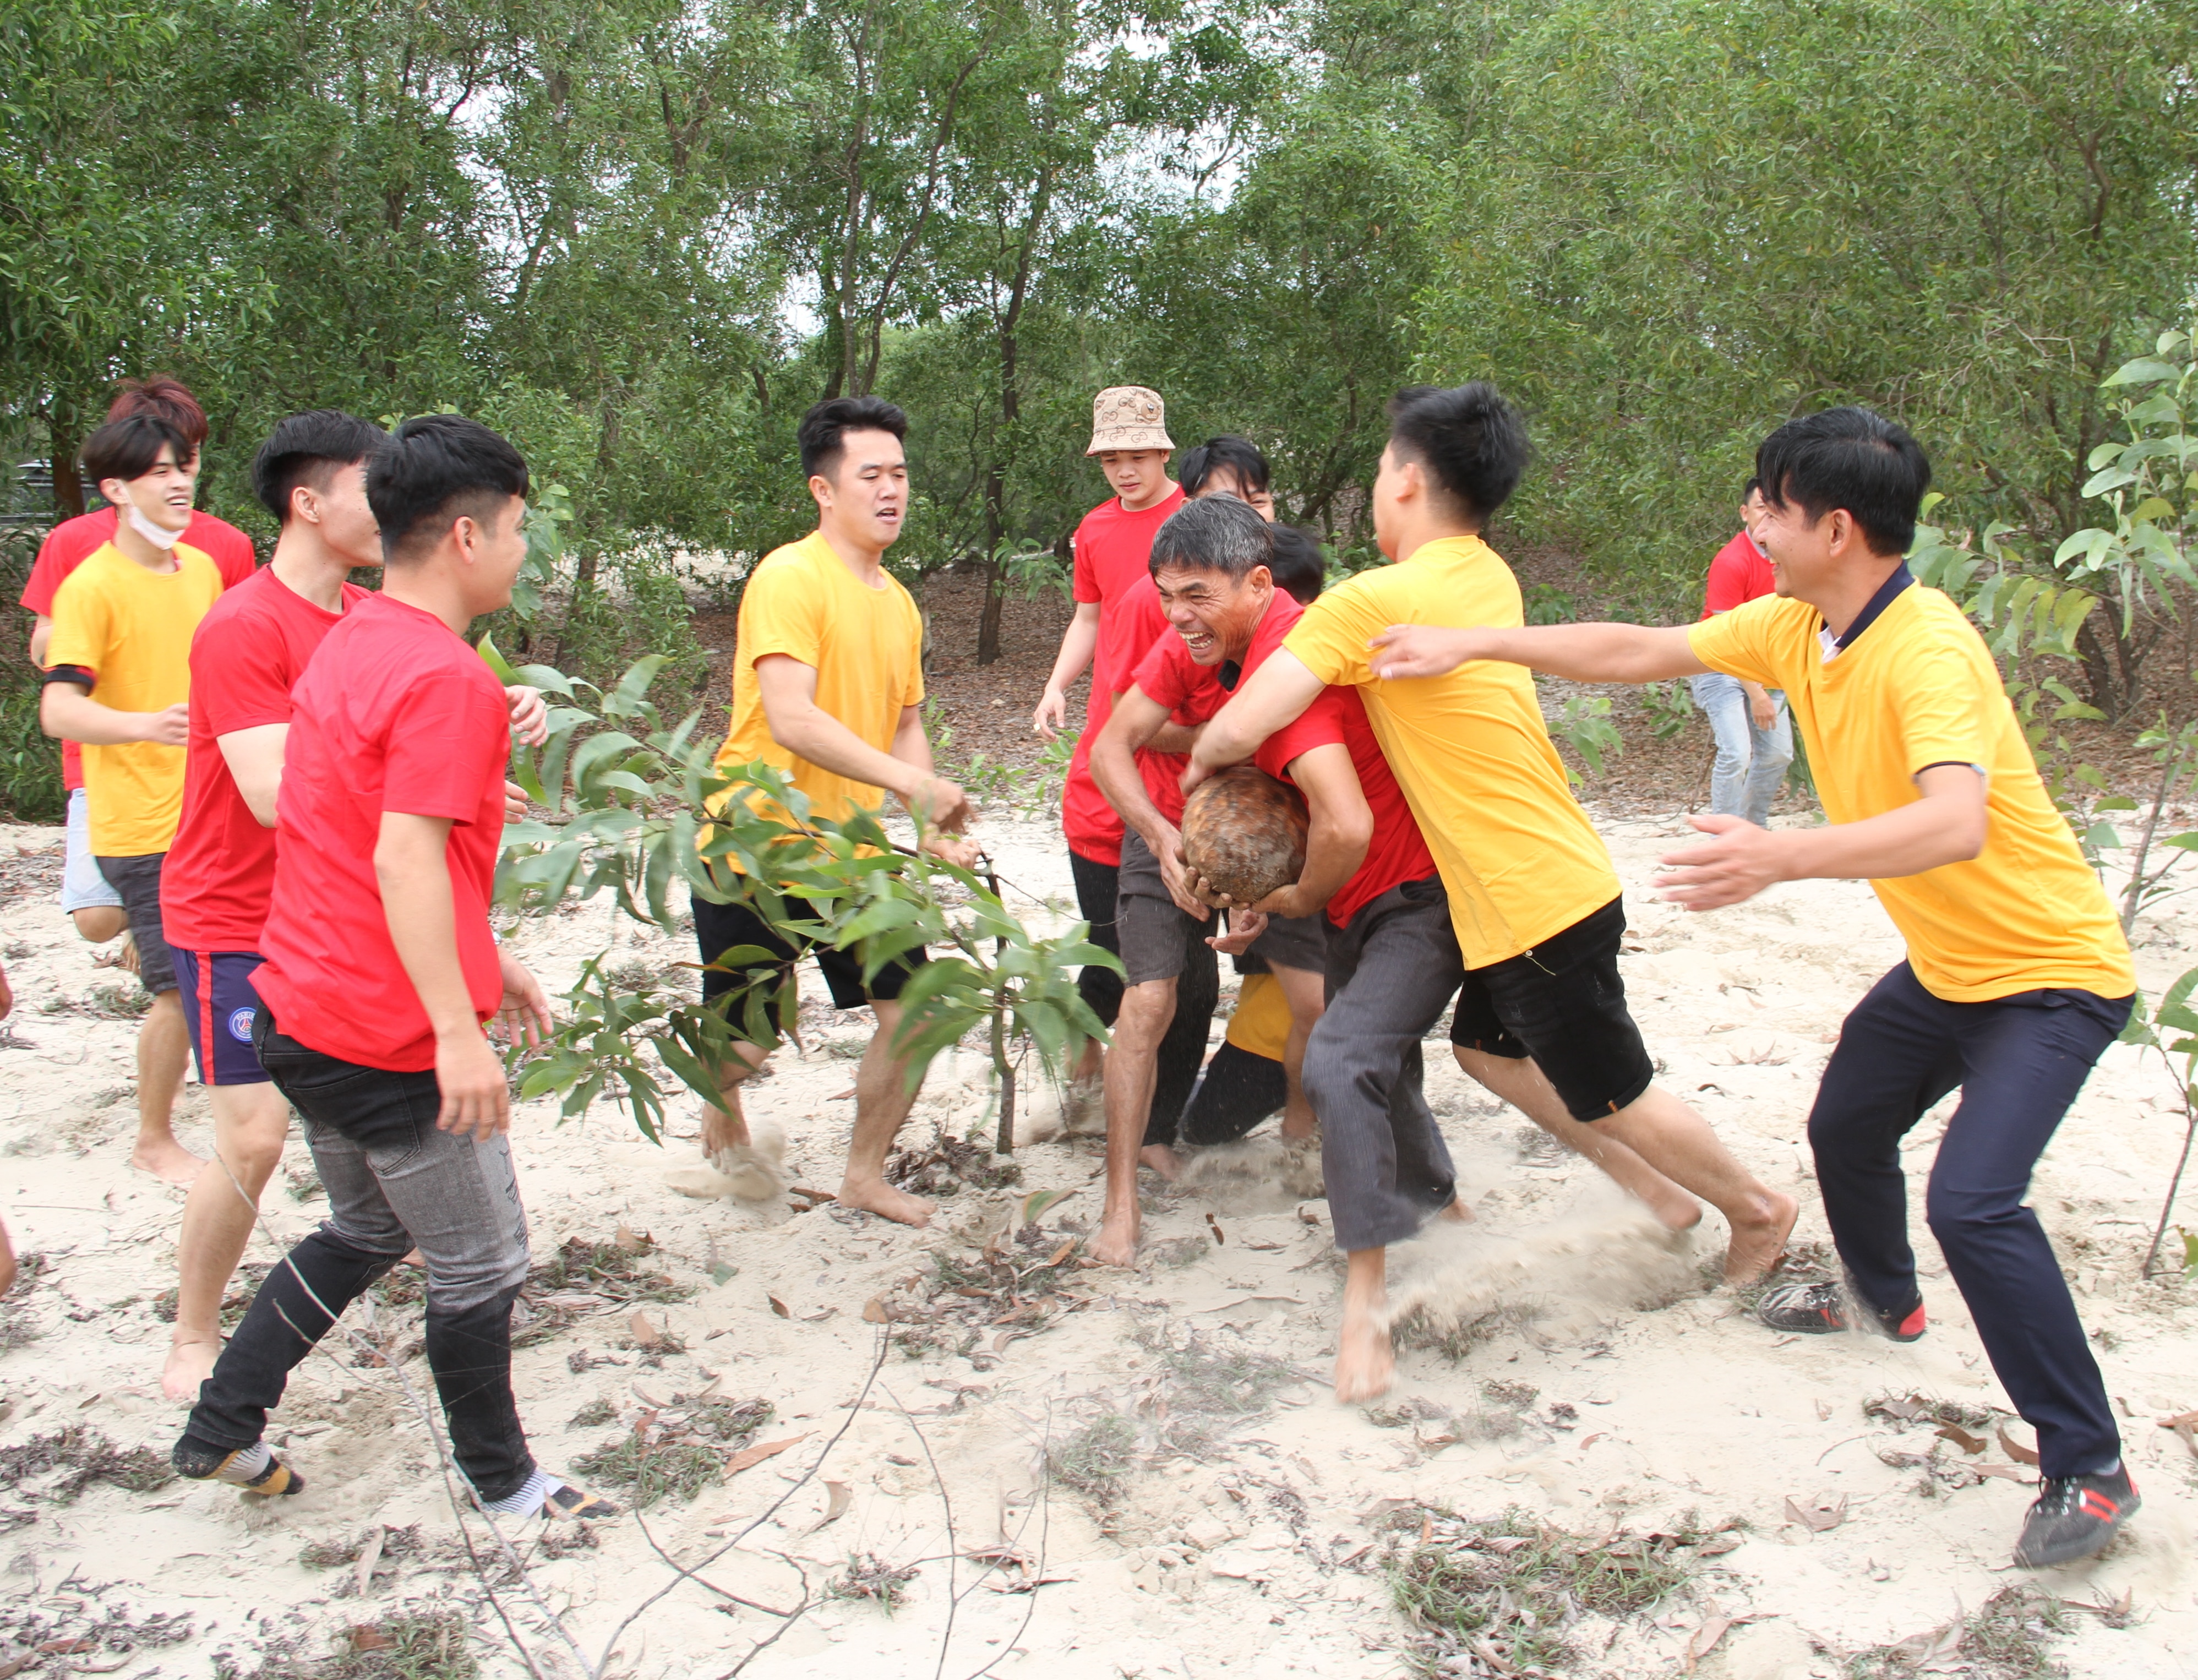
[126,503,184,550]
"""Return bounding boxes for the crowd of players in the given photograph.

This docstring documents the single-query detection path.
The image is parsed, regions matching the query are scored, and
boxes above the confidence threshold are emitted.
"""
[6,374,2144,1570]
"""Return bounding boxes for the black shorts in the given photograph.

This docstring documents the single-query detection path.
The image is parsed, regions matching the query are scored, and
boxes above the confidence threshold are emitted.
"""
[1448,897,1654,1122]
[96,852,176,995]
[692,892,923,1016]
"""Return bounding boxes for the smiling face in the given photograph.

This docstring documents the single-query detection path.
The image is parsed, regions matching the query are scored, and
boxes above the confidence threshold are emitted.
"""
[811,427,908,552]
[1099,449,1173,512]
[1753,489,1864,604]
[1741,486,1770,554]
[101,443,197,536]
[1153,562,1273,667]
[1192,466,1276,522]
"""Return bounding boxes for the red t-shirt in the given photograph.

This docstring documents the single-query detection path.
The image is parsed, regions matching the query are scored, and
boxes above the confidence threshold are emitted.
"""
[252,594,511,1072]
[25,508,258,789]
[1061,486,1186,864]
[1136,591,1436,926]
[1699,530,1775,619]
[161,569,372,952]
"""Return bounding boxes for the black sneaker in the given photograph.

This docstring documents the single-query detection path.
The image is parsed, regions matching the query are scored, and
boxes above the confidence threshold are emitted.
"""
[2015,1467,2140,1568]
[1756,1279,1926,1341]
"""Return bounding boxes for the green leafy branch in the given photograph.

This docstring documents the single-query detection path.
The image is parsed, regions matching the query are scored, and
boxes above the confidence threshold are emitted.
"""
[487,648,1116,1149]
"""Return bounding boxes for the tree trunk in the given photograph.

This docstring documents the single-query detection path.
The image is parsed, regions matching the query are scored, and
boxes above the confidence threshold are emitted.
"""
[48,417,84,518]
[975,165,1054,668]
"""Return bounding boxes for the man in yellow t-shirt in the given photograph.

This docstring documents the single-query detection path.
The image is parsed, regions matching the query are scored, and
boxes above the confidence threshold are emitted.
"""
[1187,383,1795,1401]
[1368,407,2140,1571]
[41,413,226,1187]
[691,396,976,1228]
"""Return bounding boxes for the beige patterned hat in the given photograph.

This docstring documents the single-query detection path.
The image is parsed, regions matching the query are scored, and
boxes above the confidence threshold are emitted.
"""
[1087,385,1174,455]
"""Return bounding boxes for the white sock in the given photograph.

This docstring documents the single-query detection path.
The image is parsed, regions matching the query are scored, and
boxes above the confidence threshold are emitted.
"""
[481,1468,563,1516]
[214,1442,274,1486]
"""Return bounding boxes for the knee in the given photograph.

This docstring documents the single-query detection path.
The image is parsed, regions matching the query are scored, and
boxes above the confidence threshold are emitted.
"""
[1118,982,1175,1032]
[72,906,127,943]
[1924,1176,2020,1242]
[427,1249,530,1316]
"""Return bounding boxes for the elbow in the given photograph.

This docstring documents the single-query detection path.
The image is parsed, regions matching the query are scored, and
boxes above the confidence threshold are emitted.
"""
[1950,816,1987,864]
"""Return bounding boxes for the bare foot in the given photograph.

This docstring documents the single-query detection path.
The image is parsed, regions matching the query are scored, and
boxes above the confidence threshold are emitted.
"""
[162,1333,221,1403]
[1334,1309,1395,1403]
[836,1176,933,1228]
[1090,1208,1139,1268]
[1138,1143,1183,1181]
[700,1108,750,1159]
[132,1137,205,1188]
[1439,1197,1475,1223]
[1724,1188,1800,1285]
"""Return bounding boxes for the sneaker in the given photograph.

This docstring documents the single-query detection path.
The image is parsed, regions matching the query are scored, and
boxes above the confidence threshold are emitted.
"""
[1756,1279,1926,1341]
[2015,1467,2140,1568]
[172,1437,303,1497]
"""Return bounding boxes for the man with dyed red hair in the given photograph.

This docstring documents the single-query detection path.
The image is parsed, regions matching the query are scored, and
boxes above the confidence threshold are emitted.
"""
[20,378,257,951]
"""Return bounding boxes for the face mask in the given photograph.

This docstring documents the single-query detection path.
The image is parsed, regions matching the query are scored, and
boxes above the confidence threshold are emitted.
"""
[126,503,184,550]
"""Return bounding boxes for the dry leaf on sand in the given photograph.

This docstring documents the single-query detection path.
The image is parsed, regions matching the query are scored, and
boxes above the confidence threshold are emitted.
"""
[1685,1616,1743,1671]
[812,1480,852,1530]
[628,1311,668,1349]
[767,1294,790,1318]
[1784,1493,1848,1532]
[726,1433,812,1475]
[1997,1422,2040,1465]
[1935,1423,1987,1454]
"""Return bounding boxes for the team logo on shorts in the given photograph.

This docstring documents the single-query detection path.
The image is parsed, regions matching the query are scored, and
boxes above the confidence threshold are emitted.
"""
[227,1007,257,1043]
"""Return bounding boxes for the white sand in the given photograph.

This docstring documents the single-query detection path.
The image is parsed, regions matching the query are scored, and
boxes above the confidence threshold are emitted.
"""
[1,807,2193,1678]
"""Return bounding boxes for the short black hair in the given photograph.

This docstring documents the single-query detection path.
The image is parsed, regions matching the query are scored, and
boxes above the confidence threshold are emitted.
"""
[1181,435,1272,500]
[1267,526,1326,604]
[1742,475,1763,501]
[366,414,529,564]
[798,396,908,481]
[252,411,390,524]
[1150,494,1274,582]
[1386,383,1530,525]
[82,413,192,488]
[1753,407,1930,558]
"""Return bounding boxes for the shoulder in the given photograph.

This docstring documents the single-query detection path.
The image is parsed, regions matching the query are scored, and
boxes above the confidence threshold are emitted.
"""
[37,511,113,570]
[748,536,830,591]
[186,513,257,574]
[1074,501,1116,540]
[195,569,270,634]
[1889,588,1993,663]
[1707,532,1756,571]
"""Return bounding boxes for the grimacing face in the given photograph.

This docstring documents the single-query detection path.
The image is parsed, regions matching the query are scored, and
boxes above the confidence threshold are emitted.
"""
[1153,562,1272,667]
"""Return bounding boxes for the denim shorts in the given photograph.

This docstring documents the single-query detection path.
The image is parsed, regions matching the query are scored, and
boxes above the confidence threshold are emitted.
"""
[61,788,123,913]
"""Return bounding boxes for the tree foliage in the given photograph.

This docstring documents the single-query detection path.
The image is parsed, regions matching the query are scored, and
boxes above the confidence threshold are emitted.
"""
[2,0,2193,681]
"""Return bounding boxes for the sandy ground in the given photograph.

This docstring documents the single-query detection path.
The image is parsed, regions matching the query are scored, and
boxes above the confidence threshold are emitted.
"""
[1,803,2195,1680]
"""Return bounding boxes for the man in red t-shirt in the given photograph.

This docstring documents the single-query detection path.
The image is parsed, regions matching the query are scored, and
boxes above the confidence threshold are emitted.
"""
[1030,386,1214,1136]
[173,416,611,1523]
[19,378,255,946]
[1690,477,1792,826]
[1089,497,1439,1269]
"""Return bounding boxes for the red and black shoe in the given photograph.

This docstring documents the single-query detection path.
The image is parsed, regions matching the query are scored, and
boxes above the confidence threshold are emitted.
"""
[2015,1466,2140,1568]
[1755,1279,1926,1342]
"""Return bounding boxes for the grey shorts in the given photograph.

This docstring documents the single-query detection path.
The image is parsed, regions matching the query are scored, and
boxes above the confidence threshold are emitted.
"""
[95,852,176,995]
[1118,830,1327,984]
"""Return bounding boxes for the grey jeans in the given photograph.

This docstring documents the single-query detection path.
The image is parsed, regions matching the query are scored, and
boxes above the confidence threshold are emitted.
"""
[183,1018,537,1502]
[1303,874,1465,1251]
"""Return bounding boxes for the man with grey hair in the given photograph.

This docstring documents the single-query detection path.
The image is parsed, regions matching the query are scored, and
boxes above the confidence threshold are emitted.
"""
[1089,497,1430,1274]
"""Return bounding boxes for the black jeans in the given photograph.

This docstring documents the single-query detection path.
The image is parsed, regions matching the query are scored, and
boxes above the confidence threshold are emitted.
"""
[1810,963,2130,1480]
[181,1016,537,1504]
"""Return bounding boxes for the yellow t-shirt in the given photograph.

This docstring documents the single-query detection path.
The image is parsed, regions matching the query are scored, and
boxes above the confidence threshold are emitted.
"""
[45,541,223,856]
[1282,535,1620,966]
[715,530,927,831]
[1689,585,2134,1002]
[1224,970,1292,1062]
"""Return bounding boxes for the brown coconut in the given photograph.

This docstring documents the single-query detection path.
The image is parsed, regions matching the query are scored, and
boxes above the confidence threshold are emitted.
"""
[1180,765,1310,904]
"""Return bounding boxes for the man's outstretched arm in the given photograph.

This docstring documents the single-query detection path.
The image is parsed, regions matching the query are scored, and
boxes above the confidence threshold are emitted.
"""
[1182,649,1327,792]
[1369,621,1709,685]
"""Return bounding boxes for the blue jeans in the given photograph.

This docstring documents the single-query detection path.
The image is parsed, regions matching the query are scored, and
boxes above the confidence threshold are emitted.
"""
[1690,672,1791,826]
[1809,963,2130,1479]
